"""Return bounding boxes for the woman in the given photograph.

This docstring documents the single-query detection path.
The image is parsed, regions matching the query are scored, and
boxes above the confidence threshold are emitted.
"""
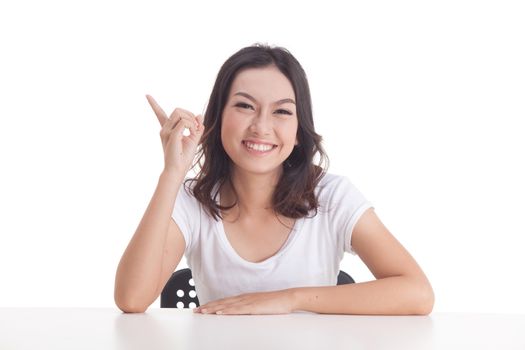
[114,44,434,315]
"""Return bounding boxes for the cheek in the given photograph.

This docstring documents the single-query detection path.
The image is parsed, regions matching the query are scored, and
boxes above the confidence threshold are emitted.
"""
[221,114,243,150]
[221,112,246,134]
[283,121,299,143]
[222,117,237,133]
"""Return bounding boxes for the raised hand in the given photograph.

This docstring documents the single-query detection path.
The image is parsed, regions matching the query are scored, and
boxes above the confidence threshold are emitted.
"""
[146,94,205,174]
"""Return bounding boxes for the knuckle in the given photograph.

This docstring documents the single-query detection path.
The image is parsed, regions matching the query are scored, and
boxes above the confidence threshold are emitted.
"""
[176,108,194,118]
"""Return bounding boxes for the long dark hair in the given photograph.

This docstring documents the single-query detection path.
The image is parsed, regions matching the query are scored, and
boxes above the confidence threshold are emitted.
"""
[186,43,329,222]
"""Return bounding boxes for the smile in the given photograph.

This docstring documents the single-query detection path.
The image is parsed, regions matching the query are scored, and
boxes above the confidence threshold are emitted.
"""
[242,141,278,155]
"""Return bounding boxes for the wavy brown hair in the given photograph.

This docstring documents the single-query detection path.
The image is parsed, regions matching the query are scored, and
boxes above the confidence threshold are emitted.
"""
[185,43,329,222]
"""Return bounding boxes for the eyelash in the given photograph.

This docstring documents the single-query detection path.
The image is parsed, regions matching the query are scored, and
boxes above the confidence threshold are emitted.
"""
[234,102,292,115]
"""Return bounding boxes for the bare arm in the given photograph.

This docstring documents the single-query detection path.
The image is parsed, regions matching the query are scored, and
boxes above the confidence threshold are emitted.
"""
[114,96,205,313]
[291,208,434,315]
[114,169,185,313]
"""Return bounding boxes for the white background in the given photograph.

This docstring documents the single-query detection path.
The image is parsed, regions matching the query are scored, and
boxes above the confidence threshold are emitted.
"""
[0,0,523,313]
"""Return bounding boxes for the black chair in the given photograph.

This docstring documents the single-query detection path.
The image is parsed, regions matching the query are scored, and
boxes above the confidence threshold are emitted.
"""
[160,268,355,308]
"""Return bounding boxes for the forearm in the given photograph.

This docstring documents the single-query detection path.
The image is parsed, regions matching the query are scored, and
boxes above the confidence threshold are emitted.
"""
[291,276,434,315]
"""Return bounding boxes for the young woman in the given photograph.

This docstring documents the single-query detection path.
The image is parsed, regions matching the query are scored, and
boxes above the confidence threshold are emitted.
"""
[114,44,434,315]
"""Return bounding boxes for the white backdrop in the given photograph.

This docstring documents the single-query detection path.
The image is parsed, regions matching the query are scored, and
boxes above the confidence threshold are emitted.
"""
[1,0,523,313]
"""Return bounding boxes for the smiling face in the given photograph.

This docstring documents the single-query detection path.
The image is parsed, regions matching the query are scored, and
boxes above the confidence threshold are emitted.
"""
[221,65,299,177]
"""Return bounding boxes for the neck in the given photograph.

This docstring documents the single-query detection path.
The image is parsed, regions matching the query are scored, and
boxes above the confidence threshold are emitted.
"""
[222,167,283,218]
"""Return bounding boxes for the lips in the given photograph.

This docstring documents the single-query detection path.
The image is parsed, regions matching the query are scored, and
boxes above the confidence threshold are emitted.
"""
[242,140,278,153]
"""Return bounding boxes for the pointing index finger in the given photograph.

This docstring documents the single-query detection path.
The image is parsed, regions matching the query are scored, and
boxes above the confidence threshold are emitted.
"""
[146,94,168,125]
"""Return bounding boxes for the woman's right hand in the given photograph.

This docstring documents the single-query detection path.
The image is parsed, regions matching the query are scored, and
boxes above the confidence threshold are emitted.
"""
[145,94,205,174]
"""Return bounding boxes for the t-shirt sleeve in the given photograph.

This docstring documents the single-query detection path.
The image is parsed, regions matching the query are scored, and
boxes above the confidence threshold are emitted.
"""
[330,176,374,256]
[171,181,200,255]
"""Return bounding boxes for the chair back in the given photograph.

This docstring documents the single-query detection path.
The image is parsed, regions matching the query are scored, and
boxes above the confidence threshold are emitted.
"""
[337,270,355,285]
[161,269,198,309]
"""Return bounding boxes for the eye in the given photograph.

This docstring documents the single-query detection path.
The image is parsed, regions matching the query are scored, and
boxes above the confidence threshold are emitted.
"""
[275,109,293,115]
[234,102,254,110]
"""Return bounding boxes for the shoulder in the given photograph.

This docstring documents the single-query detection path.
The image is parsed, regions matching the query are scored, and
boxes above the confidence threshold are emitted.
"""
[175,178,202,209]
[316,172,359,199]
[318,172,348,186]
[181,178,197,195]
[314,172,372,218]
[177,178,221,221]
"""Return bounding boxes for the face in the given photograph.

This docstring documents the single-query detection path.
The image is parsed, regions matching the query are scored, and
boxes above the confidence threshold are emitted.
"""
[221,65,299,177]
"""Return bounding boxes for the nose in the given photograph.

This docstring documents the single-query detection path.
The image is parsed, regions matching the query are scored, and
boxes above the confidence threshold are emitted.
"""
[249,108,273,135]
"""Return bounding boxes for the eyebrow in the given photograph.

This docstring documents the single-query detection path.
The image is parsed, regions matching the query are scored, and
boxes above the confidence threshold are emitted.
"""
[233,92,296,105]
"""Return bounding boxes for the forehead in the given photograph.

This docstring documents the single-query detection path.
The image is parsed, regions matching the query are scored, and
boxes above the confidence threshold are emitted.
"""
[229,66,295,101]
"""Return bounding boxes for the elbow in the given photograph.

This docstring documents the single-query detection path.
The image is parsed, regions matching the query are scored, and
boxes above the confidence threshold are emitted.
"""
[414,283,435,315]
[120,306,148,314]
[114,290,149,314]
[115,298,148,313]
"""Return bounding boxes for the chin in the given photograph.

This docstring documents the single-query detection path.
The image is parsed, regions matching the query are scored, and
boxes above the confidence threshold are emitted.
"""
[233,162,284,176]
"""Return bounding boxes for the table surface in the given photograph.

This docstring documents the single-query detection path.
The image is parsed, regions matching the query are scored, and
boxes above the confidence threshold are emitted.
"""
[1,308,524,350]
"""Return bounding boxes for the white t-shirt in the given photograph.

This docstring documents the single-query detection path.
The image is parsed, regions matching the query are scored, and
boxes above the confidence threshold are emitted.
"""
[171,172,374,305]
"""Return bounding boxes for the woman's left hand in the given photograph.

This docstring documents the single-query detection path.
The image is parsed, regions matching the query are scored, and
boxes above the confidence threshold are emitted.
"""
[193,289,296,315]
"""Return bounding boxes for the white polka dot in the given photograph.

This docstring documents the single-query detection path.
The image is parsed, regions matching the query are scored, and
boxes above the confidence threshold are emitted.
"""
[189,278,195,286]
[176,289,185,297]
[189,302,197,308]
[176,302,185,309]
[189,290,197,298]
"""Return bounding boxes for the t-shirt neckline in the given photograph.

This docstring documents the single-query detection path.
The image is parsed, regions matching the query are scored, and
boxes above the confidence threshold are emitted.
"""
[215,189,304,267]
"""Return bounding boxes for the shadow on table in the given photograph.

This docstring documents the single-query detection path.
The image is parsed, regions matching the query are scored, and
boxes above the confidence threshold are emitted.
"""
[114,311,190,350]
[187,312,435,349]
[115,309,434,350]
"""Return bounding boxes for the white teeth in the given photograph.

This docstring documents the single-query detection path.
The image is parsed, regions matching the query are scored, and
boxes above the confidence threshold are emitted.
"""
[244,142,274,152]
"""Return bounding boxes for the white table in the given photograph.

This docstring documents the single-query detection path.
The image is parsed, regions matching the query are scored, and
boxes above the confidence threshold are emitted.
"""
[1,308,524,349]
